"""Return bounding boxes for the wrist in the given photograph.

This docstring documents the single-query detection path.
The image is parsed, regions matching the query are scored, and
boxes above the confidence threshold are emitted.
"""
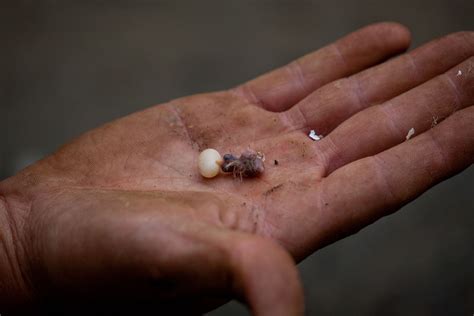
[0,190,34,308]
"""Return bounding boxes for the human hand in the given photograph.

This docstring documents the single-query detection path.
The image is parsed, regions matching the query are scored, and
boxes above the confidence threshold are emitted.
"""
[1,22,472,315]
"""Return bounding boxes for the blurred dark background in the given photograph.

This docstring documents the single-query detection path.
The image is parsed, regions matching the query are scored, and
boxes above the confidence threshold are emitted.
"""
[1,1,473,315]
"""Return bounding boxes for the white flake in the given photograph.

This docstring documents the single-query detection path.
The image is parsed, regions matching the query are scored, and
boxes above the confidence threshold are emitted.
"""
[309,130,323,141]
[405,127,415,140]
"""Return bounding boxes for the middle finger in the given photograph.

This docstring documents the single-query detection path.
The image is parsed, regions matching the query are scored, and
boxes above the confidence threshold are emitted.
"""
[283,32,474,135]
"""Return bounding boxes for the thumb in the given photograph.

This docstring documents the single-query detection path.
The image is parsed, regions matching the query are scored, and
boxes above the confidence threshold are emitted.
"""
[223,232,304,316]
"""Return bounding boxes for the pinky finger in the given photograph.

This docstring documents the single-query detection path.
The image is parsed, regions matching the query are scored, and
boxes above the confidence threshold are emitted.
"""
[319,105,474,245]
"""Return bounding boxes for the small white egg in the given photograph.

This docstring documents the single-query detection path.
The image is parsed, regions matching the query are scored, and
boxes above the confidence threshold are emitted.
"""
[198,148,223,178]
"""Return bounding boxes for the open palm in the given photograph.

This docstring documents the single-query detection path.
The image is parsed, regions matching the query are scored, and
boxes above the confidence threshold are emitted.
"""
[1,23,473,315]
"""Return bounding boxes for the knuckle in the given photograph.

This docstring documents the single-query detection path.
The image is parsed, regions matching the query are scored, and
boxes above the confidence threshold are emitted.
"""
[448,31,474,51]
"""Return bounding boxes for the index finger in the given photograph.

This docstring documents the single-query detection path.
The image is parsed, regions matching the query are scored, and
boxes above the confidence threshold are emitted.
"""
[232,22,411,112]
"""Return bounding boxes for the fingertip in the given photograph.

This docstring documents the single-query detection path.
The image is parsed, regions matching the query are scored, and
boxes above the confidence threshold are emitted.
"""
[367,21,412,51]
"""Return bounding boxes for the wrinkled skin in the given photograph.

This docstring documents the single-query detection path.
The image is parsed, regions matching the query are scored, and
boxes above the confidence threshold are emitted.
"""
[1,23,473,315]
